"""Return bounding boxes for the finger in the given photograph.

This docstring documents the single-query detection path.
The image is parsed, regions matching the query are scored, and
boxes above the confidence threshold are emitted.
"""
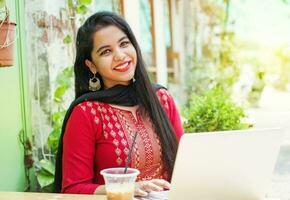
[134,188,148,197]
[151,179,171,190]
[141,181,163,192]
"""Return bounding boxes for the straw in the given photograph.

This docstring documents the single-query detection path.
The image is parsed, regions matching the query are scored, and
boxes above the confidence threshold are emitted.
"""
[124,132,138,174]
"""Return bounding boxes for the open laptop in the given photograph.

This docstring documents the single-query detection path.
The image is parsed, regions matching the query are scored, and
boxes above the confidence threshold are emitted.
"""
[138,128,284,200]
[169,128,285,200]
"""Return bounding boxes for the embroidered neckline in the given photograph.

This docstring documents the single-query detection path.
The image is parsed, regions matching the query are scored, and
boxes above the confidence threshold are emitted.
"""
[109,104,140,122]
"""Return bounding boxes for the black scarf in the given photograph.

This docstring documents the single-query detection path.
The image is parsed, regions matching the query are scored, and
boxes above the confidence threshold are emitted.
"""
[54,83,163,192]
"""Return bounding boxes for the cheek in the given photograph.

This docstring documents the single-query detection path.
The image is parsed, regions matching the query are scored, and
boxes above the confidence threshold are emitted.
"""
[130,48,137,63]
[95,58,112,72]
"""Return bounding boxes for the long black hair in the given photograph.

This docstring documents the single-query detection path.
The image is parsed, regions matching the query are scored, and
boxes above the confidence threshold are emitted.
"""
[59,11,178,188]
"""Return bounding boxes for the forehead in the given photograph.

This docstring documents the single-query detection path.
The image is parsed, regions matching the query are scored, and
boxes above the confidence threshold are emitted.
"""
[93,25,127,46]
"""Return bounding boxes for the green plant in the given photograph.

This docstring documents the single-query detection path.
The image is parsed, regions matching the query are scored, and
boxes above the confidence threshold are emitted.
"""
[247,70,265,107]
[273,46,290,91]
[183,87,249,133]
[0,0,7,21]
[0,0,5,9]
[0,0,7,15]
[34,0,93,192]
[36,159,55,192]
[186,0,240,103]
[34,1,90,191]
[48,66,73,154]
[36,66,73,191]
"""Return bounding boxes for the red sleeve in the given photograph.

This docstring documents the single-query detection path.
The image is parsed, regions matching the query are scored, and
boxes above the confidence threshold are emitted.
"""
[156,89,184,141]
[61,103,100,194]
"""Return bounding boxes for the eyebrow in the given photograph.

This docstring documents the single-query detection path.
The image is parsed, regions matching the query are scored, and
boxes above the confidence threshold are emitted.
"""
[96,36,128,53]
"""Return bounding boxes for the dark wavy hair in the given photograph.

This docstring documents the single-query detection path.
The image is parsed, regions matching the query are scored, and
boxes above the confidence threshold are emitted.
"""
[56,11,178,192]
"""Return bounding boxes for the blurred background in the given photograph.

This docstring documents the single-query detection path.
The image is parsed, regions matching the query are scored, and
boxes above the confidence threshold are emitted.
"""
[0,0,290,198]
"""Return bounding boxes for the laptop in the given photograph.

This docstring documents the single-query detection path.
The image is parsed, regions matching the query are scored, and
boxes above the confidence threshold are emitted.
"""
[166,128,285,200]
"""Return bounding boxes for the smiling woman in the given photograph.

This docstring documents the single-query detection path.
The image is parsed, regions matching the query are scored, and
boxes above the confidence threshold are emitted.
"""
[54,11,184,197]
[85,25,137,89]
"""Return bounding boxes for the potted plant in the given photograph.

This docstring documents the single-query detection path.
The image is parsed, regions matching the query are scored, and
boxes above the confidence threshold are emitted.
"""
[0,0,17,67]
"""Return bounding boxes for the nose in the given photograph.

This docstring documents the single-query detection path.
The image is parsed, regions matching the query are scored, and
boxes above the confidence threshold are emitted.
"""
[113,49,126,61]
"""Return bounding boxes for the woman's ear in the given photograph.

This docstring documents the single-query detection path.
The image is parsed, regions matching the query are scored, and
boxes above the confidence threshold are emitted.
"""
[85,59,97,74]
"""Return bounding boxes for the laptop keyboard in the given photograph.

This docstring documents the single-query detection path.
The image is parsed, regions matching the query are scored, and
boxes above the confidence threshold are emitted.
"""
[134,191,169,200]
[134,176,290,200]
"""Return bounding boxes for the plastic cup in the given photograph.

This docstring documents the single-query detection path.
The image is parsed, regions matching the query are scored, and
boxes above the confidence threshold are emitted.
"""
[100,167,140,200]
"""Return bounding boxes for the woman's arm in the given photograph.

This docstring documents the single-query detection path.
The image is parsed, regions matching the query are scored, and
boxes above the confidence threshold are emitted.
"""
[62,104,100,194]
[157,89,184,141]
[94,185,106,195]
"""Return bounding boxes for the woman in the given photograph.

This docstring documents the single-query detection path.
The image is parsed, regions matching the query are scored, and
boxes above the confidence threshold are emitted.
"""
[54,11,183,196]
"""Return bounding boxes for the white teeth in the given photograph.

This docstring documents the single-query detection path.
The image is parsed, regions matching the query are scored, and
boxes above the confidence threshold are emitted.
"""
[115,62,129,70]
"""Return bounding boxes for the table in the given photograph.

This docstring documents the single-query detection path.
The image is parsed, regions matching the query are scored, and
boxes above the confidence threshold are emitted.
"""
[0,191,281,200]
[0,192,106,200]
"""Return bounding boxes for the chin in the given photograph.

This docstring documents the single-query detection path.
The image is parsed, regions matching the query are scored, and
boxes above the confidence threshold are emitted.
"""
[125,71,135,81]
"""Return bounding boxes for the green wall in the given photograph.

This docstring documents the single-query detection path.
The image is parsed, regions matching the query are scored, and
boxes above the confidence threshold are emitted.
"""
[0,0,29,191]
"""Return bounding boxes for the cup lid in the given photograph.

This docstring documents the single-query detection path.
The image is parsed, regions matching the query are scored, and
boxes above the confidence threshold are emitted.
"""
[100,167,140,178]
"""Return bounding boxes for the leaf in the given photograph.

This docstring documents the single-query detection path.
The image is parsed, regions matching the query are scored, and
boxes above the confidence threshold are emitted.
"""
[56,75,70,88]
[41,183,54,193]
[47,129,61,152]
[79,0,92,5]
[63,35,72,44]
[76,5,87,14]
[39,159,55,175]
[52,111,66,127]
[54,85,68,102]
[52,111,62,123]
[37,170,54,188]
[55,66,73,90]
[63,66,73,78]
[67,0,73,8]
[0,0,5,9]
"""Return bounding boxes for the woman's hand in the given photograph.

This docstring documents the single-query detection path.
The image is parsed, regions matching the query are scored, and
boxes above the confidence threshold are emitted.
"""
[94,185,106,195]
[135,179,171,197]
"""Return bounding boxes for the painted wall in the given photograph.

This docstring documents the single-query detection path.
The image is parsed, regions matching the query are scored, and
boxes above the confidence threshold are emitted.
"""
[0,0,27,191]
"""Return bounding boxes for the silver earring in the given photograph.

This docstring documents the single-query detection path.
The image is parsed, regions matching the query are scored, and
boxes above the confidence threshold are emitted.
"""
[89,74,101,91]
[132,77,136,83]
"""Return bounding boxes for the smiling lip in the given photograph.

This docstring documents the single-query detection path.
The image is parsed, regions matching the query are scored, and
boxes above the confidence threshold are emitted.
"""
[114,61,131,72]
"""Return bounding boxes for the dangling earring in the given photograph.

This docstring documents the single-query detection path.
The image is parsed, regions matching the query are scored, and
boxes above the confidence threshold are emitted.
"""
[89,73,101,91]
[132,77,136,83]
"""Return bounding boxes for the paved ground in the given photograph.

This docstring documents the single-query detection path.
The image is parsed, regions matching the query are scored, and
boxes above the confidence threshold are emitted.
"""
[268,145,290,199]
[268,174,290,199]
[248,87,290,199]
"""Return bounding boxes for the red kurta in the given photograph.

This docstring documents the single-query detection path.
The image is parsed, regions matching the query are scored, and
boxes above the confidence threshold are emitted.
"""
[62,88,183,194]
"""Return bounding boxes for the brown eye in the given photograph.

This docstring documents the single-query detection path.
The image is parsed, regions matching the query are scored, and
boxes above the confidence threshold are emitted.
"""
[100,49,111,56]
[120,41,130,47]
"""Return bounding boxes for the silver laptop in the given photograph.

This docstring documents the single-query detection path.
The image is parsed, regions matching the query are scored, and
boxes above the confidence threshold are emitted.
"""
[167,128,285,200]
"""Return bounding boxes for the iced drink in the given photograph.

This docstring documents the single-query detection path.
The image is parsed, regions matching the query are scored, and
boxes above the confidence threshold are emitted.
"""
[100,168,139,200]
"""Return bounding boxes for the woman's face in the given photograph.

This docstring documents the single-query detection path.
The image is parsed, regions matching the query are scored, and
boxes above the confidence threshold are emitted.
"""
[85,25,137,89]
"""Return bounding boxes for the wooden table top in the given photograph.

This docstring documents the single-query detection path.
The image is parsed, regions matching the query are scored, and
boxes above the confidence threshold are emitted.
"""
[0,192,107,200]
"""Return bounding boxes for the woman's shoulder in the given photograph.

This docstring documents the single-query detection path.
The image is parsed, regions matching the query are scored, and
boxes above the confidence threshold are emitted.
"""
[156,87,169,95]
[155,86,171,100]
[75,100,100,109]
[155,86,174,111]
[71,100,106,117]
